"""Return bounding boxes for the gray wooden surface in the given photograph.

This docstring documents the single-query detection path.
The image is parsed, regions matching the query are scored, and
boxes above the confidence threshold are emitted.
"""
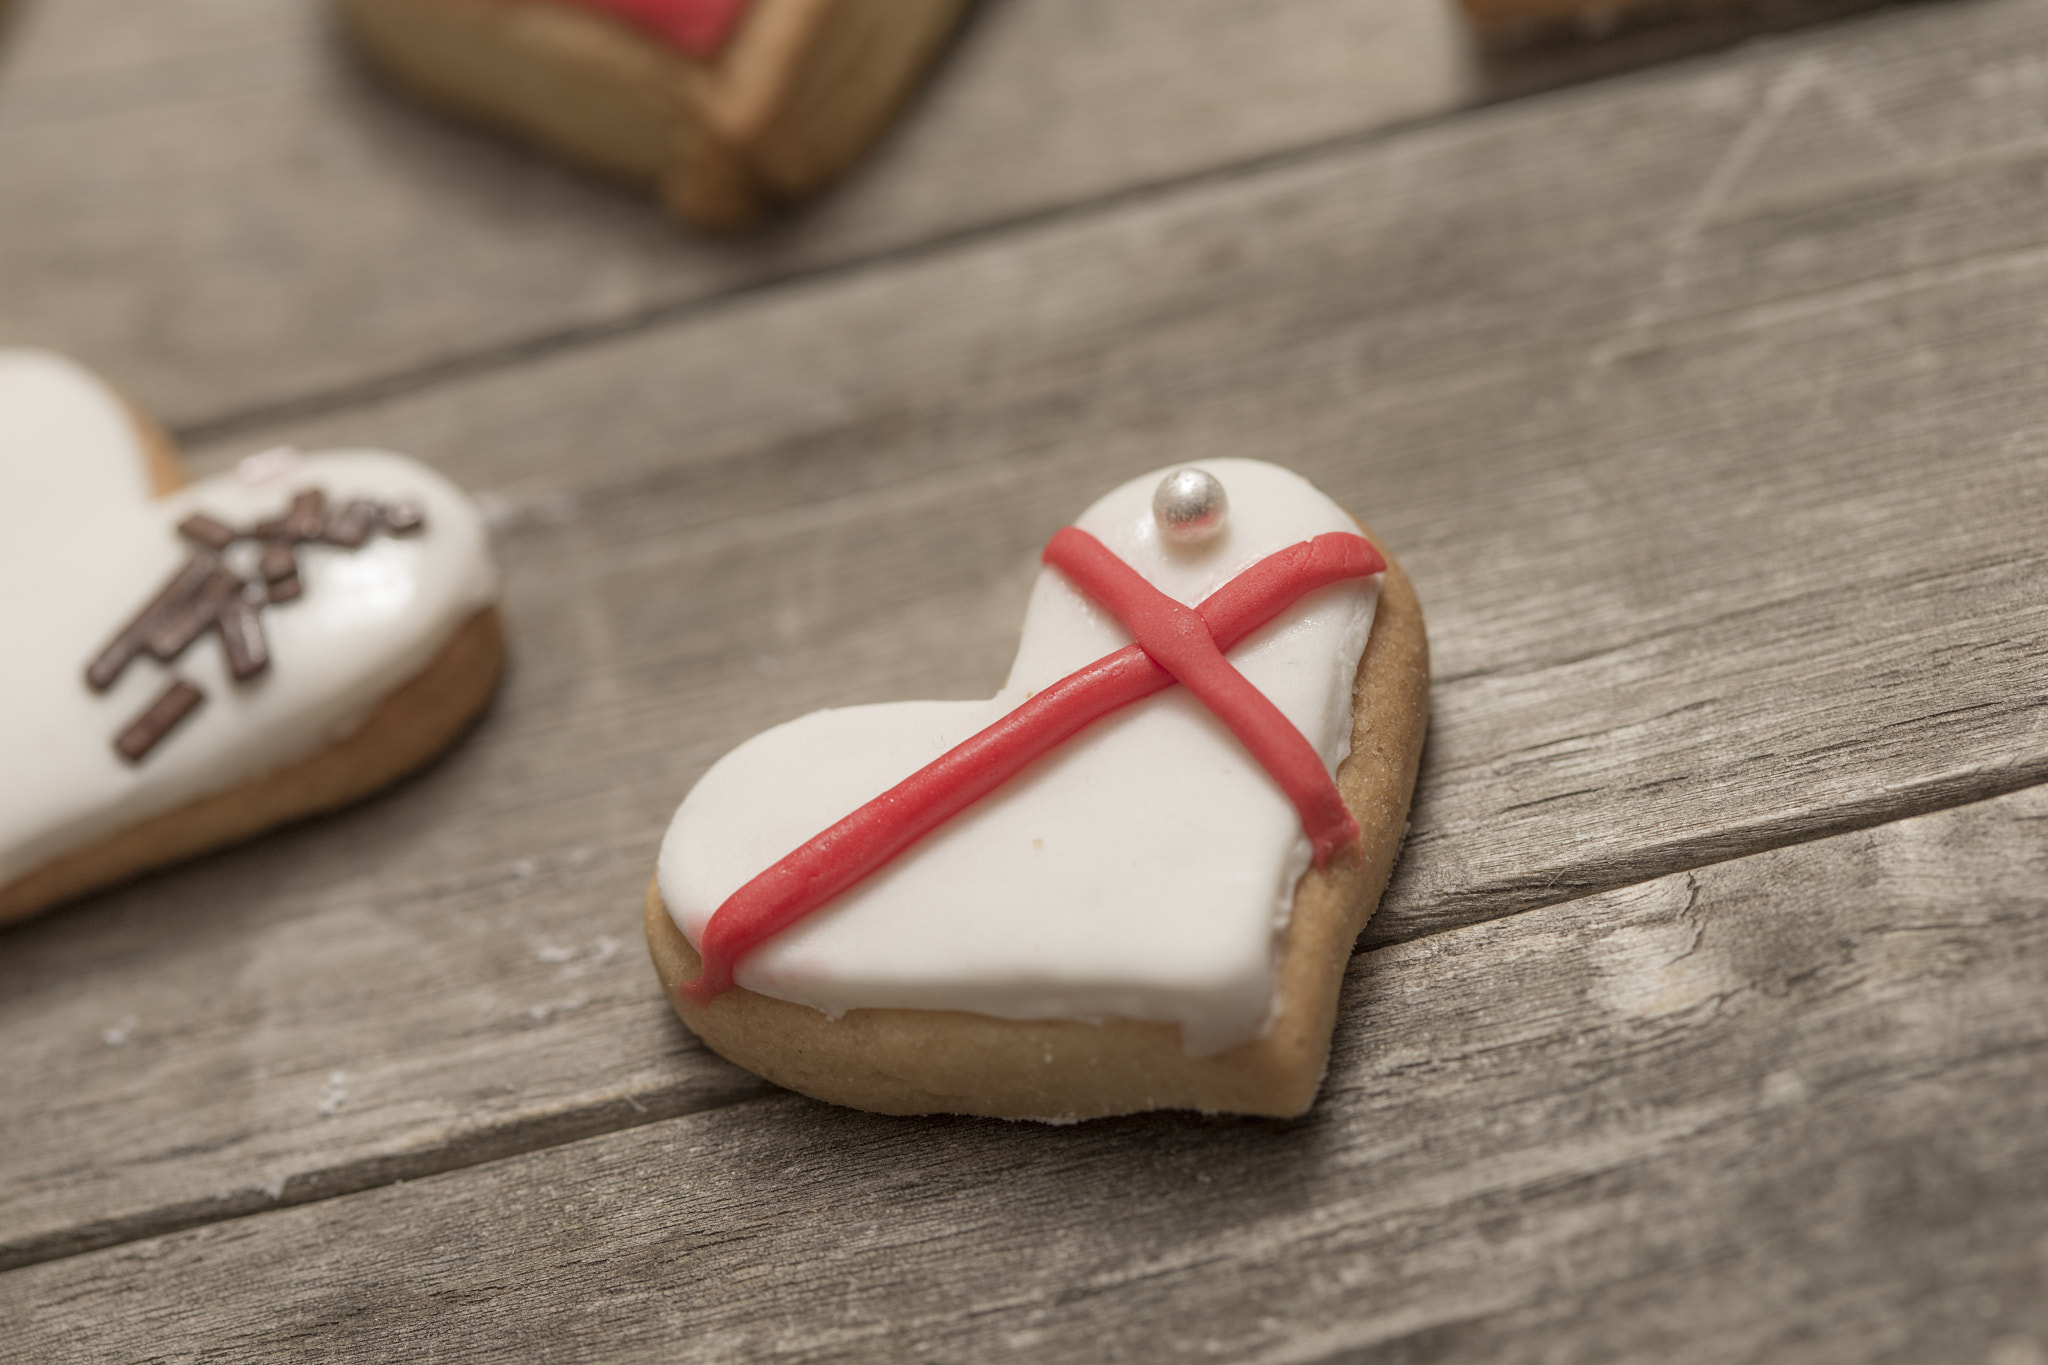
[0,0,1475,433]
[4,0,2047,1358]
[9,785,2048,1362]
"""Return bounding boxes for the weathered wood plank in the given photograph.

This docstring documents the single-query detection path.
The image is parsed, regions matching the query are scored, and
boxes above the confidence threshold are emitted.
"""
[0,0,1908,435]
[7,0,2048,1273]
[8,783,2046,1362]
[0,0,1475,432]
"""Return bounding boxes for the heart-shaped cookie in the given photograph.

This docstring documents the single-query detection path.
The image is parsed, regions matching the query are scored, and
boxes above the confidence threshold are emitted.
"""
[646,460,1429,1120]
[0,351,503,923]
[338,0,968,229]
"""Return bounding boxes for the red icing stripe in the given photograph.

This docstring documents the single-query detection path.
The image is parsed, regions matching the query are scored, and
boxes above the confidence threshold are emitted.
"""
[1041,528,1361,867]
[683,530,1386,1004]
[549,0,751,60]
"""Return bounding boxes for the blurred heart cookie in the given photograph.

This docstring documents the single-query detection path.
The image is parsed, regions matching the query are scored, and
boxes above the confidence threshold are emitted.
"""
[339,0,967,229]
[0,351,503,923]
[646,460,1429,1120]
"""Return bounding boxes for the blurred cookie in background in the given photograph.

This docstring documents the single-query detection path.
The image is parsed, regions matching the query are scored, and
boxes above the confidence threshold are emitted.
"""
[338,0,968,229]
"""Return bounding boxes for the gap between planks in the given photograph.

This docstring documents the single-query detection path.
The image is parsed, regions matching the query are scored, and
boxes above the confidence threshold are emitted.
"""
[1360,710,2048,950]
[160,0,1902,451]
[7,781,2045,1362]
[6,770,2041,1278]
[0,1073,771,1276]
[163,110,1480,449]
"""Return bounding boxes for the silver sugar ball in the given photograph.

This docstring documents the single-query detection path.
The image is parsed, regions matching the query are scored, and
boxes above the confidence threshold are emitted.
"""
[1152,467,1229,544]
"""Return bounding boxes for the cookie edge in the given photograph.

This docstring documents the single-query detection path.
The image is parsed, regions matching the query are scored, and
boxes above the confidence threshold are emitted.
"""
[0,609,504,926]
[335,0,968,229]
[643,529,1430,1121]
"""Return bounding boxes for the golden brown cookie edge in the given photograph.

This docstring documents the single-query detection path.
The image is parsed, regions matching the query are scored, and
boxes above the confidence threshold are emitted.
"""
[336,0,967,230]
[0,607,506,926]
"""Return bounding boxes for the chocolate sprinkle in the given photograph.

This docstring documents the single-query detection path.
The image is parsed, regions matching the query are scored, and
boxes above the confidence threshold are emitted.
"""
[86,555,219,692]
[258,540,299,583]
[91,484,431,761]
[146,568,241,662]
[177,513,238,551]
[115,679,205,764]
[321,500,379,548]
[217,591,270,680]
[283,489,327,541]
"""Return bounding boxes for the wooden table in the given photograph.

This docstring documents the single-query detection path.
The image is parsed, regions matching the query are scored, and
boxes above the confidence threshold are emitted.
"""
[4,0,2046,1358]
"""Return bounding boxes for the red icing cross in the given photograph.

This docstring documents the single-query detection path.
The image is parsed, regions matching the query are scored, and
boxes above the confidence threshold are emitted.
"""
[1043,528,1363,867]
[551,0,751,59]
[683,528,1387,1004]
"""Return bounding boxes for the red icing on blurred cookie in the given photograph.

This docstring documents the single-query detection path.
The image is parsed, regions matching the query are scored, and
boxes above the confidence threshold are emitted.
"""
[548,0,750,58]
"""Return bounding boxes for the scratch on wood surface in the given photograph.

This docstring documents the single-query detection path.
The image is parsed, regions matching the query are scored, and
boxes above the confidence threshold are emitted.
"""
[1815,68,1925,170]
[1678,58,1826,243]
[1587,874,1736,1019]
[1580,56,1824,395]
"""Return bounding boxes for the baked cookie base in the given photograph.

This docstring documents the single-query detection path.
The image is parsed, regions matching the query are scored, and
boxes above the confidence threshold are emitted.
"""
[644,540,1429,1121]
[0,607,505,926]
[338,0,967,229]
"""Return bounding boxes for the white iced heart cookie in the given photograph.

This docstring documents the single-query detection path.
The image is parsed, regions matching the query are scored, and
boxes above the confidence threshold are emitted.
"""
[0,351,503,923]
[645,459,1430,1120]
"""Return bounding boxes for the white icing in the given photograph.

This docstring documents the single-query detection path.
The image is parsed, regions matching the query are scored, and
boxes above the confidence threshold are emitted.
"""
[0,350,500,890]
[658,459,1380,1055]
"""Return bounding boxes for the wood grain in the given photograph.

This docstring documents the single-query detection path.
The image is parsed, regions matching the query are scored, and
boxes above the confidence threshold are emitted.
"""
[336,0,970,229]
[8,783,2046,1362]
[0,0,1901,436]
[6,0,2048,1273]
[0,0,1475,433]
